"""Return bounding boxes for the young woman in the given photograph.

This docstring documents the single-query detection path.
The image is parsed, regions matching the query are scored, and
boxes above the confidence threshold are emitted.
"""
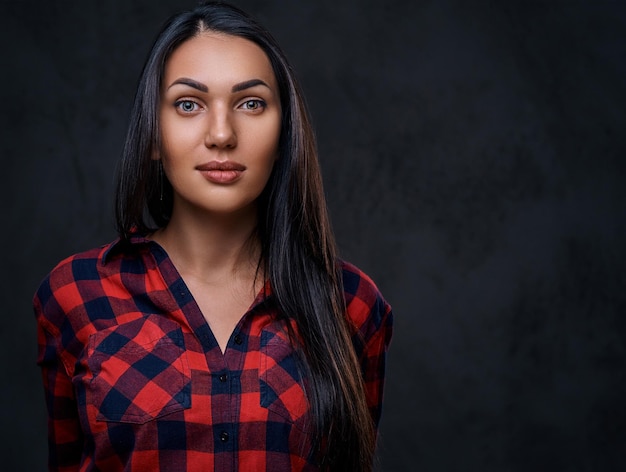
[34,3,392,471]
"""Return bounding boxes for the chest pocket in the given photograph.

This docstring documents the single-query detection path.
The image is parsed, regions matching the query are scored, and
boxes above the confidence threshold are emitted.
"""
[86,315,191,424]
[259,329,312,433]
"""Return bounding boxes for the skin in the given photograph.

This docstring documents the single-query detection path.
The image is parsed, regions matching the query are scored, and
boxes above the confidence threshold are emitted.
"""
[151,32,282,352]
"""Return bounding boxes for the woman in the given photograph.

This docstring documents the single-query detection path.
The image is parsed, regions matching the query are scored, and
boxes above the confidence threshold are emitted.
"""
[34,2,392,471]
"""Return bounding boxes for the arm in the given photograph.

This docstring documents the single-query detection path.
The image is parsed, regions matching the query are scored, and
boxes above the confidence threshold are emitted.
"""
[360,305,393,430]
[341,261,394,431]
[35,298,83,471]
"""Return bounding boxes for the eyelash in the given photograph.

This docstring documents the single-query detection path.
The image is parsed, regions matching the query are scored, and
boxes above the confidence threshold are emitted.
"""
[240,99,266,111]
[173,98,267,114]
[174,99,200,113]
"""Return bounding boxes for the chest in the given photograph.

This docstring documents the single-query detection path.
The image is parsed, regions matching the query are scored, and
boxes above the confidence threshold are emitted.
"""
[184,278,257,353]
[74,308,314,469]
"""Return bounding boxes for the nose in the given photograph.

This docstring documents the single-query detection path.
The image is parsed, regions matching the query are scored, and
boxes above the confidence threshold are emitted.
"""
[205,104,237,149]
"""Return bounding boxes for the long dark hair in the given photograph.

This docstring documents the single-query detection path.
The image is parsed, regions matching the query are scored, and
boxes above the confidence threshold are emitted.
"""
[115,2,375,470]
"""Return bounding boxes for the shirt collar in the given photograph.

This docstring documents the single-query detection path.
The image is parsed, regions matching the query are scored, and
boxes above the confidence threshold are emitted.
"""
[102,233,275,301]
[102,232,153,265]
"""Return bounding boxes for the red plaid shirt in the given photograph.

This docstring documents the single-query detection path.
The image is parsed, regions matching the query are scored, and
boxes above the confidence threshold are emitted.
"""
[34,235,393,471]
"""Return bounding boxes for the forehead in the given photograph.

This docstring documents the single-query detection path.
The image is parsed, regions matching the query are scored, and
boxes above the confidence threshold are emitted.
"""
[163,32,277,88]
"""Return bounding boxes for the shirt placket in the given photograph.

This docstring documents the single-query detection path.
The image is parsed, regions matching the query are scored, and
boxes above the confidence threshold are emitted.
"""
[212,329,247,472]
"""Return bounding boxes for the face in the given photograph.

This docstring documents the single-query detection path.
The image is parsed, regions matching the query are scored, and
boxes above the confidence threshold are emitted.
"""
[158,32,282,219]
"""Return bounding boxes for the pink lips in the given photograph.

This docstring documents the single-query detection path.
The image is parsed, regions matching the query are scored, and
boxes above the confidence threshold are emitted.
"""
[196,161,246,184]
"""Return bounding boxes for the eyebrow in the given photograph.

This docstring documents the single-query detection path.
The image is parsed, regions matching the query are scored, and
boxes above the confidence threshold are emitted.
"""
[167,77,208,92]
[166,77,270,93]
[231,79,270,93]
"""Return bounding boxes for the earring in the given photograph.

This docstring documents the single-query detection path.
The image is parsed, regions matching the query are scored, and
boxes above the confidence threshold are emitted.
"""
[158,161,164,201]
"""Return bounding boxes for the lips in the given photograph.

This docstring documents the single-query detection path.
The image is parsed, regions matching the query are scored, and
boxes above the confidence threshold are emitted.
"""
[196,160,246,184]
[196,161,246,172]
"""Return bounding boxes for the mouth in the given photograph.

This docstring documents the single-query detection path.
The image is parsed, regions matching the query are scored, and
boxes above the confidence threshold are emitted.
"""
[196,161,246,172]
[196,161,246,184]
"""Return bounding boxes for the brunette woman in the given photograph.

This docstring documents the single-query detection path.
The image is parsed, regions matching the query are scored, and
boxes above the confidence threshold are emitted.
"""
[34,2,392,471]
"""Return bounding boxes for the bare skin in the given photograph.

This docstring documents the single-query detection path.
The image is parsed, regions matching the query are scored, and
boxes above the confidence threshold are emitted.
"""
[152,211,262,353]
[151,32,281,352]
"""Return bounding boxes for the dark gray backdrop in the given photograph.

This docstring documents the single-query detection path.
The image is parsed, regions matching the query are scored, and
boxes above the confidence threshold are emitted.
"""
[2,1,625,471]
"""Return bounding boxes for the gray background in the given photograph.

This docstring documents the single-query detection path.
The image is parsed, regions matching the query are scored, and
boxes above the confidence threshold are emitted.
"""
[2,1,625,471]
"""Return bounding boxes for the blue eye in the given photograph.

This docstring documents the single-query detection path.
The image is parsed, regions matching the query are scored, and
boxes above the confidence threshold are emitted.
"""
[241,99,265,110]
[175,100,198,113]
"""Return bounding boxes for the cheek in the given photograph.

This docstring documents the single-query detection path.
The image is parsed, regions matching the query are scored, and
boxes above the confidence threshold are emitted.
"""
[159,113,199,156]
[262,119,282,162]
[243,120,281,170]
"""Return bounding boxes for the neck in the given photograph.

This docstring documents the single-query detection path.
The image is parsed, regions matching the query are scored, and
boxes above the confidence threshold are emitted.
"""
[152,202,261,285]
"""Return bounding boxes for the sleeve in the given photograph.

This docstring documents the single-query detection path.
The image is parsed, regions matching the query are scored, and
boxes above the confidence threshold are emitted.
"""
[34,284,84,471]
[341,261,394,431]
[359,300,393,430]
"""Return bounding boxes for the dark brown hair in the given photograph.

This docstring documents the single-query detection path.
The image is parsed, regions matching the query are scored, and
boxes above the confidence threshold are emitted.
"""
[115,2,375,469]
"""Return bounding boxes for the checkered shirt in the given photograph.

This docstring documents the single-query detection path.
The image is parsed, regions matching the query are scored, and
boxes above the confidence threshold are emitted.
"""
[34,234,393,471]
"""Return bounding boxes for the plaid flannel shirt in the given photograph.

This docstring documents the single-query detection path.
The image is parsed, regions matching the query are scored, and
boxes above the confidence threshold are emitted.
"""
[34,235,393,471]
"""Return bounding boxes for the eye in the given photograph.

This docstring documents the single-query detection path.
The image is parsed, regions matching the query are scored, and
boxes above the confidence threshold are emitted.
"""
[174,100,200,113]
[240,99,266,111]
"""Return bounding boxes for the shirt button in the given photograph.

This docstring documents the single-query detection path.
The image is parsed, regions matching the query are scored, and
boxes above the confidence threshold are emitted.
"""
[220,431,229,442]
[234,335,243,345]
[219,374,228,382]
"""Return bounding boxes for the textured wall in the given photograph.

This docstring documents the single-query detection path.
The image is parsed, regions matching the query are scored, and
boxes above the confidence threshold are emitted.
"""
[1,1,625,470]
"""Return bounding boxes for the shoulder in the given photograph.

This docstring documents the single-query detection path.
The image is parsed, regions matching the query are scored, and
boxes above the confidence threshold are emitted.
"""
[339,260,393,342]
[33,236,156,371]
[33,241,122,331]
[44,245,108,285]
[35,245,106,302]
[34,236,151,306]
[340,260,390,314]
